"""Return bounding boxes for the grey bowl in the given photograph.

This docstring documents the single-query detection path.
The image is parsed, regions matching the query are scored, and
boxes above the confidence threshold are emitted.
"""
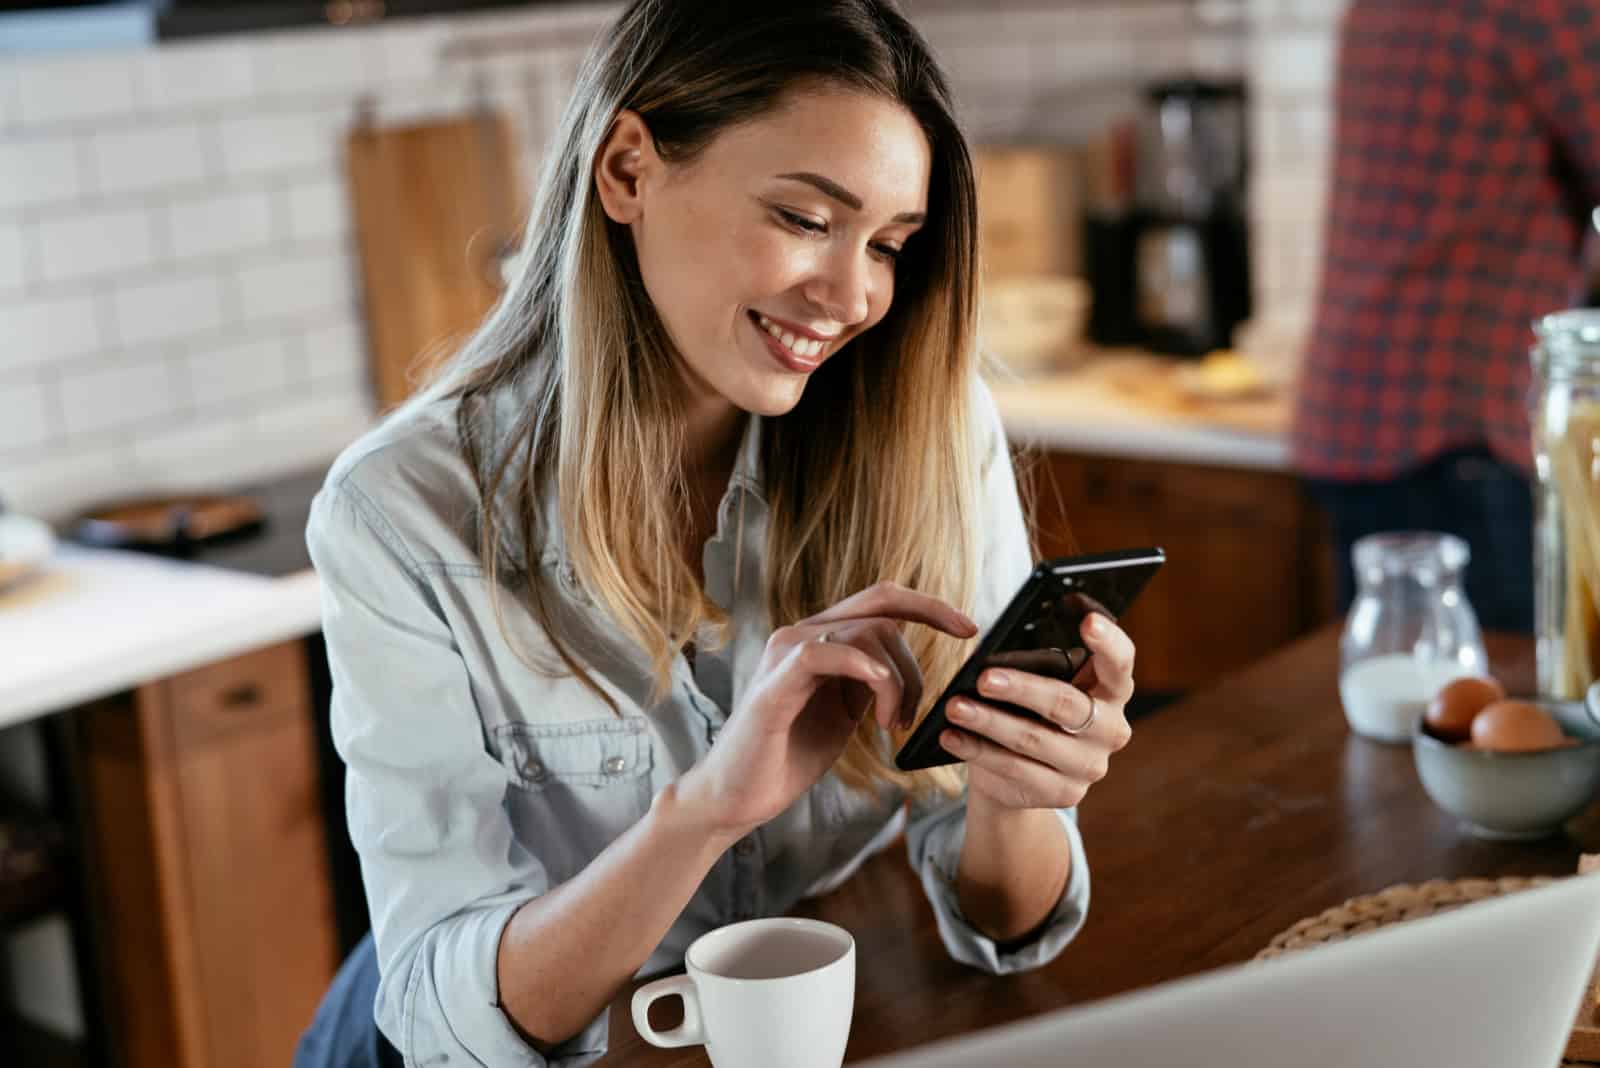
[1412,698,1600,840]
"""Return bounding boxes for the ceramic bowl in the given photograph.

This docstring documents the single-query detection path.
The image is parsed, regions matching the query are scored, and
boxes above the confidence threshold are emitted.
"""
[1412,698,1600,840]
[981,274,1090,376]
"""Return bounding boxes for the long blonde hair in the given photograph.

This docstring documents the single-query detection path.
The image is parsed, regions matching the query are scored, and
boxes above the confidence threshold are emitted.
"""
[413,0,983,795]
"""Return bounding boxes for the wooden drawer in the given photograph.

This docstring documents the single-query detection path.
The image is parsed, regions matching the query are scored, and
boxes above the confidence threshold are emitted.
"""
[164,642,309,751]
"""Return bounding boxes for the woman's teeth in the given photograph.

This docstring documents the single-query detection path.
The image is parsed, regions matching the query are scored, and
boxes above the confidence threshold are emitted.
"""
[755,313,825,359]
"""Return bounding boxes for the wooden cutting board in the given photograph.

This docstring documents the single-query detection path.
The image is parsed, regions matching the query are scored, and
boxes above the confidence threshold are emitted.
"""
[345,110,526,411]
[1086,351,1293,437]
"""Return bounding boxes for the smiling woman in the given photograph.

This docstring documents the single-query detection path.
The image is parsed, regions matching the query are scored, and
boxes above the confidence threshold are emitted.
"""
[294,3,1137,1067]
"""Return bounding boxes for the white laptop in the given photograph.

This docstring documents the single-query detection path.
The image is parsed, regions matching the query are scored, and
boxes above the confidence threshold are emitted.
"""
[861,874,1600,1068]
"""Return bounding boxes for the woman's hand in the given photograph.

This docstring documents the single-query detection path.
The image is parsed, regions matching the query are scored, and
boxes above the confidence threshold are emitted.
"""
[940,612,1135,812]
[675,582,977,844]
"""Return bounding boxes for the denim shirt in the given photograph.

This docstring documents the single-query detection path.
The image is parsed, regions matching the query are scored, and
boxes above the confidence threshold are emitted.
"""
[306,375,1091,1068]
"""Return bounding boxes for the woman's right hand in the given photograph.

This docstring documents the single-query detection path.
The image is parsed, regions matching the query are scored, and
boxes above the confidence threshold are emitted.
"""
[675,582,978,843]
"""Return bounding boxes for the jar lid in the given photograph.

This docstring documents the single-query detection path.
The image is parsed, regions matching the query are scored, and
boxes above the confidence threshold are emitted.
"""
[1353,531,1470,582]
[1534,310,1600,373]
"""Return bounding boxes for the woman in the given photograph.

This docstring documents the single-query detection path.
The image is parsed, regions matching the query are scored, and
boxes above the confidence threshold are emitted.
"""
[295,2,1137,1065]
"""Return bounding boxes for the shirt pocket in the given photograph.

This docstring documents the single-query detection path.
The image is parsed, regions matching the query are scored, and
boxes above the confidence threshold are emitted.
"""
[490,718,655,886]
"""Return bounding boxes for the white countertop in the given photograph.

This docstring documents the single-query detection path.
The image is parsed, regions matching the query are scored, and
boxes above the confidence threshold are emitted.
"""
[0,373,1287,729]
[988,365,1292,471]
[0,545,323,732]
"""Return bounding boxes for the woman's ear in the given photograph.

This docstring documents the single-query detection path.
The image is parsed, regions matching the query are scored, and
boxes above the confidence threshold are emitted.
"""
[594,109,658,225]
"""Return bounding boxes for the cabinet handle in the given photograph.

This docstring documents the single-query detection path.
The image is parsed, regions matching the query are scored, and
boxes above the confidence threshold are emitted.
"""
[221,683,263,709]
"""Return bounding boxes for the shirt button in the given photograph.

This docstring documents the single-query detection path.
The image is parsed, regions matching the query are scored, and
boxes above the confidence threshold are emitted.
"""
[602,754,628,776]
[524,760,547,783]
[734,838,756,857]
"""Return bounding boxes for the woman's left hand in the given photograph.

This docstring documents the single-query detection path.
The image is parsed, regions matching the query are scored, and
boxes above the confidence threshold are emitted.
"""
[940,612,1135,811]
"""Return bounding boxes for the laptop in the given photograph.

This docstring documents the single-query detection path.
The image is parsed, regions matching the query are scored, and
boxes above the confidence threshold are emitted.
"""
[860,874,1600,1068]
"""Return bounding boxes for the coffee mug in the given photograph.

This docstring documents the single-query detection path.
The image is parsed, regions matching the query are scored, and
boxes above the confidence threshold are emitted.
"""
[631,917,855,1068]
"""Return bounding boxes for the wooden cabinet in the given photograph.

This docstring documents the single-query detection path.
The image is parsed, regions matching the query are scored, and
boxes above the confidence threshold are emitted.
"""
[1024,450,1335,694]
[77,641,337,1068]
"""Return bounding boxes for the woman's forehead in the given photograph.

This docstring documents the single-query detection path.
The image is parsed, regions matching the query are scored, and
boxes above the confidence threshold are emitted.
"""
[697,88,931,214]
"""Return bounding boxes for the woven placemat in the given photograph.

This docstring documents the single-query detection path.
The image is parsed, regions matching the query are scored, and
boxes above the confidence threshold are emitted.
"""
[1254,876,1597,1065]
[1255,876,1556,961]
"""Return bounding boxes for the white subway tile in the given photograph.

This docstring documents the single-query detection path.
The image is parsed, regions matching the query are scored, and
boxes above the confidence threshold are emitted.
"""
[0,65,18,130]
[234,248,354,323]
[0,438,137,521]
[217,109,337,177]
[284,177,350,243]
[1254,30,1336,95]
[251,387,374,468]
[35,206,159,286]
[89,123,211,197]
[376,18,447,84]
[0,378,54,454]
[250,28,383,98]
[0,134,86,212]
[301,318,366,381]
[167,187,276,262]
[0,291,105,372]
[139,40,257,112]
[59,353,181,436]
[110,272,227,348]
[183,334,292,409]
[0,223,23,294]
[130,413,257,487]
[13,52,142,126]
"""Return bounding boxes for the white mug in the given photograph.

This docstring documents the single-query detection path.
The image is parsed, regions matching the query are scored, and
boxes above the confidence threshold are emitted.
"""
[631,917,855,1068]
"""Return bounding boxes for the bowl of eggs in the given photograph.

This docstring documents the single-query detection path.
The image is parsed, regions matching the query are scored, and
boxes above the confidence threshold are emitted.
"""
[1413,676,1600,840]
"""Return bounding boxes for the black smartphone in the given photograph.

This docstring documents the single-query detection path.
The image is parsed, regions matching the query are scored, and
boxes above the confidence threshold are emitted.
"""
[893,547,1166,771]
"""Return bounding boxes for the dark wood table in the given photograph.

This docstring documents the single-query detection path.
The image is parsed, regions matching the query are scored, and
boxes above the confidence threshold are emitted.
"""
[602,626,1596,1065]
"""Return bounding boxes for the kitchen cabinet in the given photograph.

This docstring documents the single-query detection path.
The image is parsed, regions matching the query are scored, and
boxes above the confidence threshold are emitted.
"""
[1025,450,1335,694]
[75,641,337,1068]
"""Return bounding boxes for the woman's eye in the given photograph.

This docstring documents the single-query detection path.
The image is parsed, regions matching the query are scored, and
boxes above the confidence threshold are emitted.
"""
[776,208,826,234]
[871,243,903,263]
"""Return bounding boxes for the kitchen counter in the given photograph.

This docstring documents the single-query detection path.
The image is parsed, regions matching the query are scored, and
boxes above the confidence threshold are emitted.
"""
[987,353,1293,471]
[0,365,1291,730]
[0,546,321,731]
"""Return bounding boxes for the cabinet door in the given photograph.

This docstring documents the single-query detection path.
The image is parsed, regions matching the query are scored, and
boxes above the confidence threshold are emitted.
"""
[1023,450,1333,692]
[80,641,338,1068]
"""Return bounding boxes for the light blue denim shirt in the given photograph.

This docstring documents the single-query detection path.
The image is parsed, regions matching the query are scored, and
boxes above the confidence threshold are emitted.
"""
[306,374,1091,1067]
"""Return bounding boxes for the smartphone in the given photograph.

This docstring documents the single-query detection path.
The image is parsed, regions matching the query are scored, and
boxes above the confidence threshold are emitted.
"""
[893,547,1166,771]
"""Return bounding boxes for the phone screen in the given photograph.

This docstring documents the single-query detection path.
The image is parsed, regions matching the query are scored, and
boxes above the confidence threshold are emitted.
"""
[893,548,1165,771]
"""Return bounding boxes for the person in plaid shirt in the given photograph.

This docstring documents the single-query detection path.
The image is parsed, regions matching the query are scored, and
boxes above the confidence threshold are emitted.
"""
[1294,0,1600,632]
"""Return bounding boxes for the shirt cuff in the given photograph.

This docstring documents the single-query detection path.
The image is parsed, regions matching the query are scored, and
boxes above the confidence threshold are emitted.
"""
[384,901,611,1067]
[907,800,1090,975]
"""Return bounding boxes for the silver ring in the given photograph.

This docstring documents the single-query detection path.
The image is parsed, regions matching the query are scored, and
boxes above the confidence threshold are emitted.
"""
[818,630,835,643]
[1062,694,1096,735]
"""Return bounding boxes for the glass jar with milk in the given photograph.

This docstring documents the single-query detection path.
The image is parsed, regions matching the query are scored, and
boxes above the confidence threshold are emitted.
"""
[1339,532,1488,743]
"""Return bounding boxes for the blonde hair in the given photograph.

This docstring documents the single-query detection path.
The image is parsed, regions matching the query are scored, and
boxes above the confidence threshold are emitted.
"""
[411,0,983,796]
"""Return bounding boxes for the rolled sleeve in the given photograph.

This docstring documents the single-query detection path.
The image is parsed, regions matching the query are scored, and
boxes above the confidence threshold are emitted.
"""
[310,475,602,1067]
[905,798,1090,974]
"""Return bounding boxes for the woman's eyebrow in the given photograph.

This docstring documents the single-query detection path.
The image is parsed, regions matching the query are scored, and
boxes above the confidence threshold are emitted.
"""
[773,171,926,224]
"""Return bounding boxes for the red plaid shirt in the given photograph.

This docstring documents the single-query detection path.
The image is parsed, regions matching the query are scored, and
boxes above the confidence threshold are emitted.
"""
[1293,0,1600,481]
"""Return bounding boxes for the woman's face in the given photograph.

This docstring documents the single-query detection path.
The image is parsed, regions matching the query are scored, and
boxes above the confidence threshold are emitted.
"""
[595,86,931,420]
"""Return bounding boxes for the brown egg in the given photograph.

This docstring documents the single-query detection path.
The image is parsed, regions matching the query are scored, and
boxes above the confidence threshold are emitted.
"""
[1469,700,1569,752]
[1425,676,1506,742]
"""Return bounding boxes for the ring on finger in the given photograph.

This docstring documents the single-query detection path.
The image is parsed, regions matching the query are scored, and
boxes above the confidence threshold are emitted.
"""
[818,630,836,643]
[1061,694,1096,735]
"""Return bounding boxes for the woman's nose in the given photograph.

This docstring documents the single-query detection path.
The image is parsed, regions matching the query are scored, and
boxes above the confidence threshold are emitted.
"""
[803,246,873,327]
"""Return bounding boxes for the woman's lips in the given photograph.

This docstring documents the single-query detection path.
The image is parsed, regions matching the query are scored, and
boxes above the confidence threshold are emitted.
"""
[748,310,825,373]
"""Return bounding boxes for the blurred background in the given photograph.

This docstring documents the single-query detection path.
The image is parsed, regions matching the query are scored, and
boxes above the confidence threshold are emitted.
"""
[3,2,1589,1067]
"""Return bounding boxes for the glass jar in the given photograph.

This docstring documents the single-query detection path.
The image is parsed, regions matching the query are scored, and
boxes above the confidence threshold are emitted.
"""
[1338,532,1487,743]
[1532,310,1600,699]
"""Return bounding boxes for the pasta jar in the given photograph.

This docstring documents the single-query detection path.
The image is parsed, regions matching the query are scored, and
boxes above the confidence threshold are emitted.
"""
[1532,310,1600,699]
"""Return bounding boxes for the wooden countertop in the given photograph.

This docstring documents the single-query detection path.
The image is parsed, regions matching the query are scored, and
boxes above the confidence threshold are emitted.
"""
[600,626,1590,1065]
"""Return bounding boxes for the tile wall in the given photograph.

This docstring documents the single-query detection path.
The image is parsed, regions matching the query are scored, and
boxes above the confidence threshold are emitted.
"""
[0,0,1239,522]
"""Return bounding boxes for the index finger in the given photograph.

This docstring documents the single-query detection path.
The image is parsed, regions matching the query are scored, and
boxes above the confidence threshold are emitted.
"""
[806,581,978,638]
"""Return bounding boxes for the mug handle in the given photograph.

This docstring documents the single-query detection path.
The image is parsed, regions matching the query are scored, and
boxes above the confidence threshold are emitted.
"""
[631,974,704,1048]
